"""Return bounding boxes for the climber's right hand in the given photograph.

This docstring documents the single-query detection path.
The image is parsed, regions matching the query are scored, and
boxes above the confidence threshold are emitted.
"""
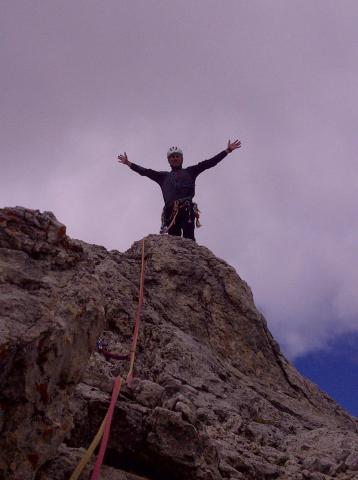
[117,152,131,166]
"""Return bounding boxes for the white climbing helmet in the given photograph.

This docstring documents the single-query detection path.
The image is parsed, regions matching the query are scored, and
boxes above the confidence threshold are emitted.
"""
[167,146,183,158]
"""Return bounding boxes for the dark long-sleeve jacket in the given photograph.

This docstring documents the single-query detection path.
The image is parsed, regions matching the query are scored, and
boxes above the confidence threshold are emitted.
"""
[130,150,228,205]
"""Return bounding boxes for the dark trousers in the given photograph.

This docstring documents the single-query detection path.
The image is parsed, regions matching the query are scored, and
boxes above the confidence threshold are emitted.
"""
[167,203,196,241]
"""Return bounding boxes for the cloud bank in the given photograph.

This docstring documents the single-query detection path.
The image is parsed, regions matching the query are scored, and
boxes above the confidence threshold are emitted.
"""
[1,0,357,357]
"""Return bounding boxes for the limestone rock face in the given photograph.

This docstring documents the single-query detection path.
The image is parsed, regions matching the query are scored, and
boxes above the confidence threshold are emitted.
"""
[1,207,357,480]
[0,207,106,479]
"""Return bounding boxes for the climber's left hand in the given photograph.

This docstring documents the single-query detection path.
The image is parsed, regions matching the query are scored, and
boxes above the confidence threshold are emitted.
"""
[227,139,241,153]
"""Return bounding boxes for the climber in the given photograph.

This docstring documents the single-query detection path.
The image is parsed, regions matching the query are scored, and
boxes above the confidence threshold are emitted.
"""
[117,139,242,241]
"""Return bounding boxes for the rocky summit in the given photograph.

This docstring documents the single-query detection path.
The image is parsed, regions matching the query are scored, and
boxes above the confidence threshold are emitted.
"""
[0,207,358,480]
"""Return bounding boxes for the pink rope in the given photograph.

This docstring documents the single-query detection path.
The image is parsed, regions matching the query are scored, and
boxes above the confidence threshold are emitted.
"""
[126,239,145,387]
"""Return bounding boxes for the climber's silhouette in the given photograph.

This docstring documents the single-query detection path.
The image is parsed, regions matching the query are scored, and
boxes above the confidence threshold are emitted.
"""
[118,139,241,241]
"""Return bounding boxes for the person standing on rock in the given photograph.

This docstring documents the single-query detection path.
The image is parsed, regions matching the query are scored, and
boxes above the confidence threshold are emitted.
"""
[117,140,241,241]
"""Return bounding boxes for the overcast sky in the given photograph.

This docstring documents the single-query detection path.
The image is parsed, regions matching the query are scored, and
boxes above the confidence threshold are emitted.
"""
[1,0,357,358]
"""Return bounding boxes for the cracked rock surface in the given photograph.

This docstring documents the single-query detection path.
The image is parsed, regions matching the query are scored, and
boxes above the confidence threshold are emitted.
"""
[1,207,357,480]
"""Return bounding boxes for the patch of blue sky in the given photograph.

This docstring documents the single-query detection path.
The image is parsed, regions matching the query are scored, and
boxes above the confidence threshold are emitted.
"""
[294,332,358,418]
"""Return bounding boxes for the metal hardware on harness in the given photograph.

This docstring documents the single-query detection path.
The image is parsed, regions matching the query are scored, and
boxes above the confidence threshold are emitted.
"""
[160,198,201,234]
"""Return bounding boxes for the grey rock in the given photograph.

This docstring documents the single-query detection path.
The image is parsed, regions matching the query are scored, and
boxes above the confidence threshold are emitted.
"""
[0,207,105,479]
[130,378,165,408]
[345,452,358,471]
[1,207,358,480]
[302,456,333,474]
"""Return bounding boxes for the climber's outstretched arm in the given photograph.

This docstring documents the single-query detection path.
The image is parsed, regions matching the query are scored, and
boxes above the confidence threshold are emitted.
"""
[117,152,163,184]
[187,139,242,178]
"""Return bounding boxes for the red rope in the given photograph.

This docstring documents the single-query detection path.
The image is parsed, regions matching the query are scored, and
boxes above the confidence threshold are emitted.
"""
[90,376,122,480]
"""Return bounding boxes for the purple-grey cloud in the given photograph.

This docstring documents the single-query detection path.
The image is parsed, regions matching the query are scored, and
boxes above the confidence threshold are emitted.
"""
[1,0,357,357]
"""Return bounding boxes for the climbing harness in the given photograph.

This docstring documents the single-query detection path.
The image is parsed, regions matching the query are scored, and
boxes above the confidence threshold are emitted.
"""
[160,198,201,234]
[69,239,146,480]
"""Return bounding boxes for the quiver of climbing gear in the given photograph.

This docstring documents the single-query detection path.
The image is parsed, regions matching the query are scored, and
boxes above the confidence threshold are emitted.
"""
[160,197,201,234]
